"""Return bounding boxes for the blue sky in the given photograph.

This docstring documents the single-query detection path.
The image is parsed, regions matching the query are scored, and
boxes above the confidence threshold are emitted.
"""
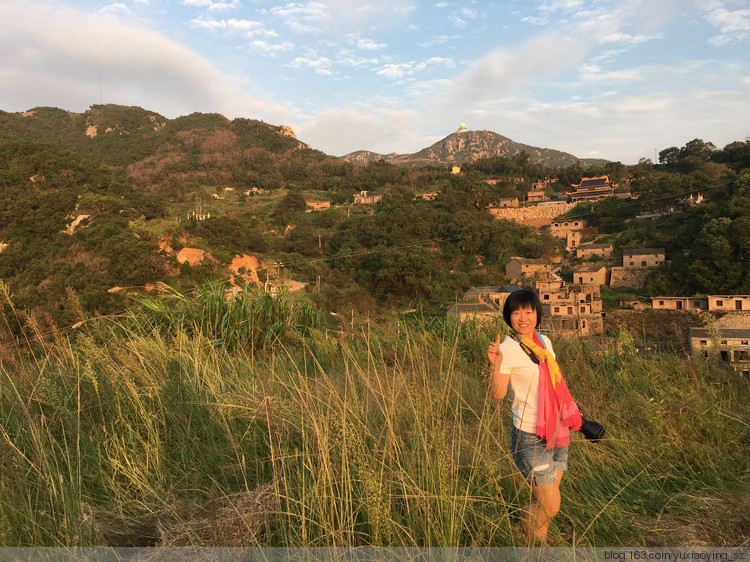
[1,0,749,164]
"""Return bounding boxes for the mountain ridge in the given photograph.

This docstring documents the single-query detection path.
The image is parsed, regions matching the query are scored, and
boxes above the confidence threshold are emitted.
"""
[342,126,607,168]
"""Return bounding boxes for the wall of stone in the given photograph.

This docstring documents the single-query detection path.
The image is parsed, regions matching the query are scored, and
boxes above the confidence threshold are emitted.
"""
[609,266,651,289]
[489,202,576,224]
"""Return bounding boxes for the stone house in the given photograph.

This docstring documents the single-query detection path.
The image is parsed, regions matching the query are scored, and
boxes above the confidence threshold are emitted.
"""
[446,286,522,322]
[548,219,585,238]
[651,296,708,311]
[353,191,383,204]
[622,248,665,269]
[497,197,520,208]
[576,243,613,259]
[690,313,750,376]
[446,302,499,322]
[306,201,331,212]
[708,295,750,312]
[463,285,521,308]
[547,219,587,249]
[532,281,603,336]
[505,257,552,283]
[526,187,548,203]
[573,264,610,286]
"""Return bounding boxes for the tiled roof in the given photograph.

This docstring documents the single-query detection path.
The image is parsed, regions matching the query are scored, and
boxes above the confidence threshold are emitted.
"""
[690,327,750,338]
[622,248,665,255]
[578,178,608,188]
[574,264,608,272]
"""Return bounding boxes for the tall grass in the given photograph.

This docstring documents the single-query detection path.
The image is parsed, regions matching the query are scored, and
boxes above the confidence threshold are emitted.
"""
[0,284,747,546]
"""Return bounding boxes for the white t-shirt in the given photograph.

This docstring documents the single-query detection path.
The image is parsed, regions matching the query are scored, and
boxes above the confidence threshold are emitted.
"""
[497,334,555,433]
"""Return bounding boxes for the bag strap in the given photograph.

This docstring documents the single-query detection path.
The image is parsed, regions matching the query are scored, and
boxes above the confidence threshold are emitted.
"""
[509,332,540,365]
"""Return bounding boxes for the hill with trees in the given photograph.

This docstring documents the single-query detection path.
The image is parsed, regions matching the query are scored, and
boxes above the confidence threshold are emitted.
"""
[0,104,749,332]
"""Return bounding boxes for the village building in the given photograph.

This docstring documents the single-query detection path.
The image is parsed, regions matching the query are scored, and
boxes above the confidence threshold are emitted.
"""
[505,257,553,283]
[576,243,613,259]
[622,248,666,269]
[651,296,708,311]
[306,201,331,212]
[566,175,617,202]
[708,295,750,312]
[531,280,604,336]
[446,285,522,322]
[353,191,383,204]
[525,184,548,203]
[619,299,649,311]
[547,219,588,249]
[690,313,750,377]
[573,264,610,286]
[548,219,585,237]
[463,286,521,307]
[446,302,499,322]
[496,197,520,208]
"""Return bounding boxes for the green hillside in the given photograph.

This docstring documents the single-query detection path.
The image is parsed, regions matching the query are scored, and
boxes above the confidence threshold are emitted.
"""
[0,105,749,332]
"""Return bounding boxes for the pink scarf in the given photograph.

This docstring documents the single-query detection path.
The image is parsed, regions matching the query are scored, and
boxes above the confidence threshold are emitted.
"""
[512,331,582,449]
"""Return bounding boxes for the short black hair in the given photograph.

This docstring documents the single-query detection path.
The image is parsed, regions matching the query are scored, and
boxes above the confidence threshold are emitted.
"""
[502,289,543,328]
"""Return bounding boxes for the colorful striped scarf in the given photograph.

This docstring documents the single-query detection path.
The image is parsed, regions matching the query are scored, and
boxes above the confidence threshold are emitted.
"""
[511,331,582,449]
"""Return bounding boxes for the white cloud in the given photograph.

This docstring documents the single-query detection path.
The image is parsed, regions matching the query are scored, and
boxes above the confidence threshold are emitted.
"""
[601,31,663,45]
[183,0,239,10]
[0,0,292,123]
[250,40,295,54]
[290,56,334,75]
[189,17,278,38]
[376,57,454,78]
[705,5,750,45]
[357,38,386,50]
[271,2,332,33]
[293,102,428,156]
[268,0,416,34]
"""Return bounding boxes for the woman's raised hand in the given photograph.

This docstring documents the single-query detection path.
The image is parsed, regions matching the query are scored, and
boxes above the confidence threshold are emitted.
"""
[487,335,503,366]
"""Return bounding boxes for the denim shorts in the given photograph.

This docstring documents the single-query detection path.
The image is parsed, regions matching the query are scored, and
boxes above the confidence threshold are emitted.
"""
[511,426,568,486]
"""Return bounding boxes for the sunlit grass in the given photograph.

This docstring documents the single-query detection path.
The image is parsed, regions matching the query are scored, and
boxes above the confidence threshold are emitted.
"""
[0,284,747,546]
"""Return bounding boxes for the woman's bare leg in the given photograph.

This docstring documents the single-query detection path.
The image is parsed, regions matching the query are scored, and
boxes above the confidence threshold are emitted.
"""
[523,470,563,545]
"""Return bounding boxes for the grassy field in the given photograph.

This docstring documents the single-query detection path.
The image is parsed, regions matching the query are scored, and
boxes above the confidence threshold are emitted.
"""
[0,283,747,547]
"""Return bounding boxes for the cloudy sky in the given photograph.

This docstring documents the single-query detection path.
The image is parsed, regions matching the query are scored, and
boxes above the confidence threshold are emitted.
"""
[1,0,749,163]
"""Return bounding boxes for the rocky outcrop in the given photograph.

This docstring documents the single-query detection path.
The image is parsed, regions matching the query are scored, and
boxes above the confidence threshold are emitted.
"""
[341,128,587,168]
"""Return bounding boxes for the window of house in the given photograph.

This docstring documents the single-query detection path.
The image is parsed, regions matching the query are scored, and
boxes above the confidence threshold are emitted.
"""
[742,341,749,345]
[700,340,707,345]
[641,261,647,266]
[567,307,573,314]
[543,294,550,300]
[630,261,634,266]
[580,307,586,313]
[721,340,728,345]
[717,300,723,307]
[554,307,559,313]
[659,301,664,306]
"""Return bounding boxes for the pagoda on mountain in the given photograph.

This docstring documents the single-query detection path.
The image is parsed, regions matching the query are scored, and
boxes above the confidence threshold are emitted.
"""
[566,175,617,202]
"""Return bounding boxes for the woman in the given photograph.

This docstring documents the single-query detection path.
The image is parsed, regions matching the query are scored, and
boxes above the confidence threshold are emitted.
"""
[487,289,582,545]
